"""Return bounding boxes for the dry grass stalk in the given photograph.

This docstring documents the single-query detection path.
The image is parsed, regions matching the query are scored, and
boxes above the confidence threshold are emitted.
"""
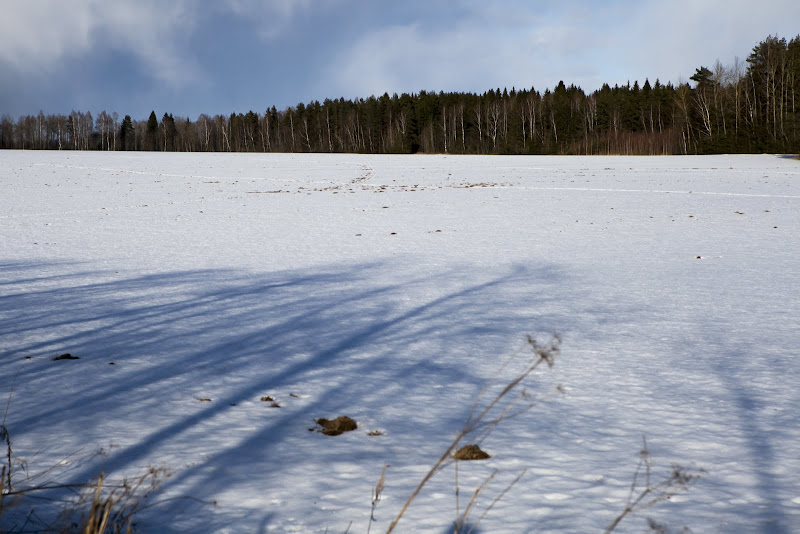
[453,468,496,533]
[1,424,11,494]
[1,465,5,522]
[466,468,527,533]
[385,334,562,533]
[2,370,20,493]
[367,464,388,534]
[0,445,169,534]
[84,472,113,534]
[1,376,207,533]
[451,464,527,534]
[603,436,705,533]
[70,466,170,534]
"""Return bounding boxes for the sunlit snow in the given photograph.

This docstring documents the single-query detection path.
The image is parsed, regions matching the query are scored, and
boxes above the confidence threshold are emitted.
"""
[1,152,798,532]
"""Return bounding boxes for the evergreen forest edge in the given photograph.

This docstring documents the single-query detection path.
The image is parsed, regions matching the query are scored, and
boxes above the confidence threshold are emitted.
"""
[2,35,799,156]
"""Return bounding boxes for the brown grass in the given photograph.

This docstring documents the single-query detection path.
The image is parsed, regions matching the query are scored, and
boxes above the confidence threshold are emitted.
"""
[385,334,562,533]
[380,335,704,533]
[2,372,180,533]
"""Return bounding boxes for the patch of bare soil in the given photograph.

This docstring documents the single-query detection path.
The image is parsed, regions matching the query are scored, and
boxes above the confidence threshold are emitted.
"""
[52,353,79,360]
[453,444,490,460]
[315,416,357,436]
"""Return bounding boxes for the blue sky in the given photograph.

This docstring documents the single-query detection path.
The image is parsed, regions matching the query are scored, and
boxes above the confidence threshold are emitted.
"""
[1,0,798,120]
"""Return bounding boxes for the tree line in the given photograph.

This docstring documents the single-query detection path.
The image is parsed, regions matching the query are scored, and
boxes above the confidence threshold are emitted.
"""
[1,35,798,155]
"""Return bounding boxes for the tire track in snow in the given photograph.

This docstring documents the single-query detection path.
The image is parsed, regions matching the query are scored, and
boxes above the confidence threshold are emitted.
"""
[30,162,363,186]
[0,197,240,220]
[517,186,800,199]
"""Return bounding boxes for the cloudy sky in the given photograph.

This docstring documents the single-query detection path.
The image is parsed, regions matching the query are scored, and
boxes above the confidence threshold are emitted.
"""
[1,0,798,120]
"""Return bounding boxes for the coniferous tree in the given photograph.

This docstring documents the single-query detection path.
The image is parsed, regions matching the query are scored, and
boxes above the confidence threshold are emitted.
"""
[146,111,158,151]
[2,34,798,155]
[120,115,134,150]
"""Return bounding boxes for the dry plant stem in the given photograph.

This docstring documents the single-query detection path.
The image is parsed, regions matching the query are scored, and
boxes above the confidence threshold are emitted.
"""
[603,436,704,534]
[2,370,21,493]
[84,472,113,534]
[385,435,464,533]
[604,438,650,533]
[466,335,559,431]
[470,386,564,447]
[1,425,11,492]
[1,465,5,520]
[385,335,560,533]
[454,469,496,533]
[12,447,93,491]
[367,465,388,534]
[467,468,527,534]
[3,459,173,533]
[454,458,460,523]
[465,343,528,423]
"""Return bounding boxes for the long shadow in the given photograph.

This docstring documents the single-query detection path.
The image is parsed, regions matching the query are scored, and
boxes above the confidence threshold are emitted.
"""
[710,347,791,534]
[0,258,569,532]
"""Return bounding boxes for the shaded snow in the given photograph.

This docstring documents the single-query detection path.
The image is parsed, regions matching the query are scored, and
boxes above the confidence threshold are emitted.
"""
[1,152,799,532]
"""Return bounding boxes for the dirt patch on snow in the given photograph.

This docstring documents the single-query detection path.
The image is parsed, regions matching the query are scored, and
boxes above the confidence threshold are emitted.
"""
[315,416,357,436]
[453,444,490,460]
[52,353,79,361]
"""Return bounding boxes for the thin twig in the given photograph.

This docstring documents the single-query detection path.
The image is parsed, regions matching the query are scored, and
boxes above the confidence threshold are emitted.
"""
[367,465,388,534]
[386,335,561,533]
[454,469,497,532]
[2,370,21,427]
[2,370,21,493]
[604,436,704,533]
[468,468,527,534]
[454,457,460,530]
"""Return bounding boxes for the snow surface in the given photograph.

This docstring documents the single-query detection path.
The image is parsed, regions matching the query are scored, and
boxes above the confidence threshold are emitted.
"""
[1,151,799,533]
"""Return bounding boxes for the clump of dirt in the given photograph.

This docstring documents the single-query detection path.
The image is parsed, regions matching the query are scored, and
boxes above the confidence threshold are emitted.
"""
[52,353,79,361]
[315,416,357,436]
[260,396,281,407]
[453,444,490,460]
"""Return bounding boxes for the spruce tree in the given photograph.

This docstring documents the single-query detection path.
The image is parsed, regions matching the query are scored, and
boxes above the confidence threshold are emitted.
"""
[120,115,134,150]
[146,111,158,151]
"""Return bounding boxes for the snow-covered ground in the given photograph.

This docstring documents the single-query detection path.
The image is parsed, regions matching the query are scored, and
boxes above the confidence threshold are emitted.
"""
[1,151,798,533]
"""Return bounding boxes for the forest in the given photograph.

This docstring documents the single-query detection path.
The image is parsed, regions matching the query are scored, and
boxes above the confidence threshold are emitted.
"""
[1,35,798,155]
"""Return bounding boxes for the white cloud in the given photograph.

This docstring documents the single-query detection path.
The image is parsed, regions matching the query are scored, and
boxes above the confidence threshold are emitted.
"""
[225,0,310,18]
[222,0,340,39]
[608,0,800,87]
[3,0,800,116]
[327,0,800,99]
[0,1,92,72]
[324,7,610,98]
[0,0,197,87]
[326,23,491,98]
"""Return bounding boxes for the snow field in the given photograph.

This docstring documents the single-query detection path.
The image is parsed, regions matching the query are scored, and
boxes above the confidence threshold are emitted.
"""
[1,152,799,532]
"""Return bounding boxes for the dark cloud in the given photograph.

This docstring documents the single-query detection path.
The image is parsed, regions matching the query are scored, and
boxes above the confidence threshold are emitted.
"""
[1,1,798,120]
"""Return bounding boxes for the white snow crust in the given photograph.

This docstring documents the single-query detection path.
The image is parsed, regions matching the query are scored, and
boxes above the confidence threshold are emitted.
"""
[1,152,799,532]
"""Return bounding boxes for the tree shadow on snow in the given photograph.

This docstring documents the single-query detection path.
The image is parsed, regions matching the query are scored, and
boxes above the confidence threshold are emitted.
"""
[0,258,571,532]
[709,346,792,534]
